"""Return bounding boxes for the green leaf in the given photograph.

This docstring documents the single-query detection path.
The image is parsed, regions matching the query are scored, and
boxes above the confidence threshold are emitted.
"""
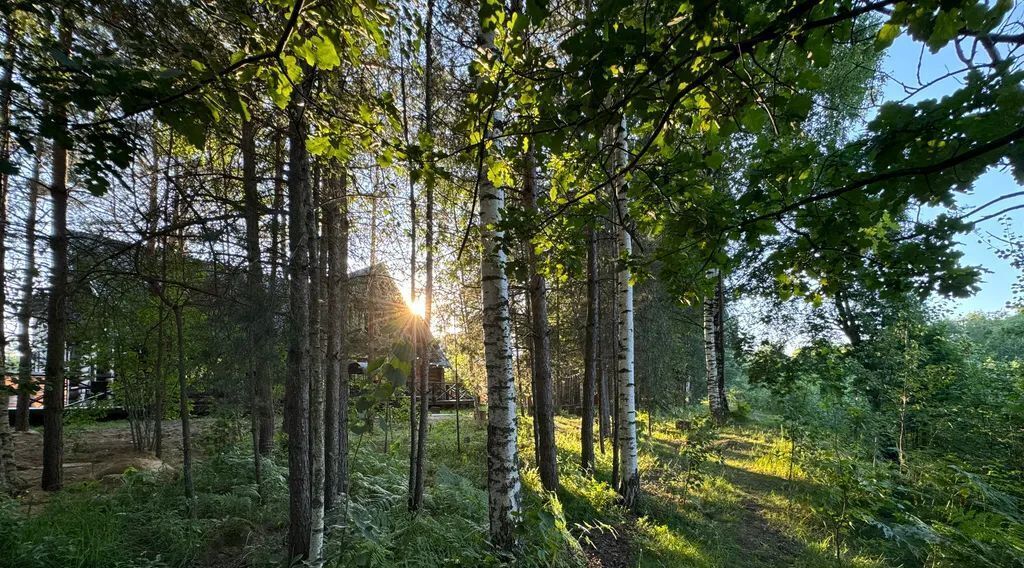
[876,23,901,49]
[704,151,725,169]
[384,364,407,388]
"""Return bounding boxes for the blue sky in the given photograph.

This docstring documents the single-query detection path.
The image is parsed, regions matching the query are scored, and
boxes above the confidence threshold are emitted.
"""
[880,35,1023,314]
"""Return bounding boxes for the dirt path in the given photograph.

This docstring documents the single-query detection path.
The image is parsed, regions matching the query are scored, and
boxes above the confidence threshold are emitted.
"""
[581,521,634,568]
[716,435,804,567]
[10,420,192,508]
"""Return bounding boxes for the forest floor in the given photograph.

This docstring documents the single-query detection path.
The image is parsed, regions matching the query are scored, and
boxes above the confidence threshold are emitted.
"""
[9,416,193,509]
[544,415,889,568]
[2,412,896,567]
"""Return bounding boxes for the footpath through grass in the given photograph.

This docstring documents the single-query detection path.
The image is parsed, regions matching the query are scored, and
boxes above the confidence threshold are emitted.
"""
[540,414,892,568]
[1,411,899,567]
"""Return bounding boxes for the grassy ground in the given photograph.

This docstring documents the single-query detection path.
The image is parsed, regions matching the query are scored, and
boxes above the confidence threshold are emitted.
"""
[533,414,893,568]
[0,410,899,567]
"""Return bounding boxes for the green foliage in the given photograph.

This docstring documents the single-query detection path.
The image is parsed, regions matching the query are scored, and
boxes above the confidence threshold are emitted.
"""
[745,305,1024,566]
[0,442,287,568]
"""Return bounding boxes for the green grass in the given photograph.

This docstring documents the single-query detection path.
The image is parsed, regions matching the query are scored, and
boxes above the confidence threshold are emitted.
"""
[1,411,906,567]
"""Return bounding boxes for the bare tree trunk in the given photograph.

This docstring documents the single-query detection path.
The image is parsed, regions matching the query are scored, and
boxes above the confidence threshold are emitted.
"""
[0,20,16,486]
[41,16,72,492]
[412,0,436,511]
[325,169,349,508]
[610,115,638,509]
[0,16,21,494]
[172,305,195,509]
[704,269,726,424]
[248,122,276,459]
[147,131,165,458]
[15,143,41,432]
[241,119,273,490]
[597,229,612,455]
[478,14,522,549]
[581,224,598,472]
[524,145,558,492]
[286,76,314,564]
[308,169,325,566]
[261,131,283,457]
[714,272,729,414]
[324,176,339,510]
[153,304,165,458]
[398,36,422,513]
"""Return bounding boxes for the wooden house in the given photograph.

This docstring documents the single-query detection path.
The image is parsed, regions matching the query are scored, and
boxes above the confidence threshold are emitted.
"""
[345,265,473,409]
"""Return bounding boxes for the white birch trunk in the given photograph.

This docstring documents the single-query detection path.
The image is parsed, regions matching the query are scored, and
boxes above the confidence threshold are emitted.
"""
[703,269,725,423]
[610,115,639,508]
[478,22,522,550]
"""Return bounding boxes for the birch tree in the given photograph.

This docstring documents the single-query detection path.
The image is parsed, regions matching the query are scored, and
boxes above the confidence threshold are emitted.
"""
[704,269,727,423]
[610,115,638,508]
[477,3,521,548]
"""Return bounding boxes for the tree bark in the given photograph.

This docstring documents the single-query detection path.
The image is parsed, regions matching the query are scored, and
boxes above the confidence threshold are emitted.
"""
[41,16,72,492]
[524,145,558,492]
[478,17,522,549]
[597,228,612,454]
[15,144,41,432]
[286,76,314,564]
[147,131,165,458]
[240,120,276,467]
[704,269,726,424]
[399,36,421,513]
[412,0,436,511]
[308,168,325,566]
[325,169,349,508]
[172,305,195,509]
[714,271,729,414]
[240,119,271,491]
[0,19,16,486]
[581,224,598,472]
[610,115,639,508]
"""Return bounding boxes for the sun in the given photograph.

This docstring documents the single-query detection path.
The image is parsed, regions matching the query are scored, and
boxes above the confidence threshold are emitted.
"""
[405,294,426,318]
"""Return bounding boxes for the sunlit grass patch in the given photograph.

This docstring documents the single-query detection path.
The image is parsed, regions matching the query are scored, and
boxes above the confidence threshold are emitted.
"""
[633,516,711,568]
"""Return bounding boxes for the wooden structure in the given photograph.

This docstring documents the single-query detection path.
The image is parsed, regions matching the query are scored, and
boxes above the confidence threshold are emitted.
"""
[5,371,114,424]
[346,265,476,409]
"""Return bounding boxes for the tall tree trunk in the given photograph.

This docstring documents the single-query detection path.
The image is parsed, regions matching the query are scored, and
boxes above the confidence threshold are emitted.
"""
[15,144,41,432]
[242,120,276,461]
[324,175,339,511]
[153,304,165,457]
[581,224,598,472]
[147,130,165,458]
[478,14,522,549]
[704,269,726,424]
[308,169,325,566]
[714,271,729,414]
[597,228,612,454]
[286,76,314,564]
[524,145,558,492]
[241,119,273,490]
[0,14,18,494]
[41,17,72,492]
[412,0,436,511]
[399,37,421,513]
[325,169,349,508]
[172,304,195,508]
[610,115,638,508]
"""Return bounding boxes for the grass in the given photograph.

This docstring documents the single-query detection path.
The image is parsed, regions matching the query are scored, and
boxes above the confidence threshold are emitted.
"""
[0,409,905,567]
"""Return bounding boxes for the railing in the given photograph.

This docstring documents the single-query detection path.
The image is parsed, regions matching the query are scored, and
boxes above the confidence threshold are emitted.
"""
[427,382,475,404]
